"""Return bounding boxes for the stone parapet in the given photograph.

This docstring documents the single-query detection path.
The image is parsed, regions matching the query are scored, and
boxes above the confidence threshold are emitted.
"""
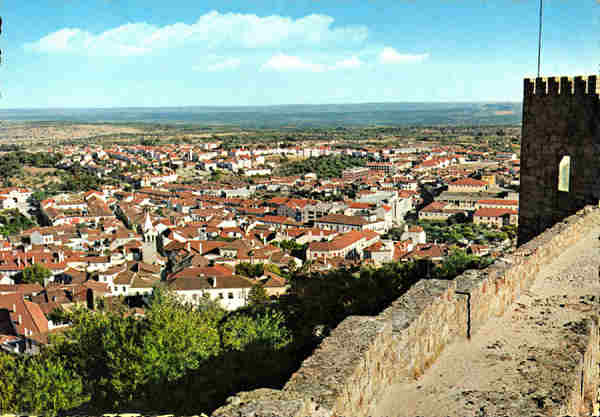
[213,206,600,417]
[524,75,599,97]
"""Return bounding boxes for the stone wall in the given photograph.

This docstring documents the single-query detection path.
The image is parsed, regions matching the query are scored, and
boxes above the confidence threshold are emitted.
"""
[213,206,600,417]
[518,75,600,245]
[562,316,599,417]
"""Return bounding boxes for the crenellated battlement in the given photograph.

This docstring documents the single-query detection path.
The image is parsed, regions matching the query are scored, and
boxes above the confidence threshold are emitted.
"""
[524,75,599,97]
[519,74,600,246]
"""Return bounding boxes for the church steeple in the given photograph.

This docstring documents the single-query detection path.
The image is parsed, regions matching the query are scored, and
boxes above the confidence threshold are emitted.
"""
[143,210,153,232]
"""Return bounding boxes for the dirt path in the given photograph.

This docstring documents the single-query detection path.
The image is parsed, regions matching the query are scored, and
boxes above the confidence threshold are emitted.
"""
[373,225,600,417]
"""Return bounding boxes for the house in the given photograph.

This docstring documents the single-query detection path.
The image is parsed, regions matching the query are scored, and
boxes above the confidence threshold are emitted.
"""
[0,283,43,297]
[474,208,518,228]
[112,271,136,296]
[448,178,488,193]
[314,214,370,233]
[306,230,379,261]
[403,243,446,262]
[363,241,394,264]
[167,270,253,311]
[30,228,55,245]
[259,271,288,297]
[0,293,49,354]
[476,199,519,211]
[401,225,427,244]
[0,187,32,204]
[0,196,17,210]
[97,265,126,291]
[260,215,301,231]
[469,244,490,256]
[419,202,465,221]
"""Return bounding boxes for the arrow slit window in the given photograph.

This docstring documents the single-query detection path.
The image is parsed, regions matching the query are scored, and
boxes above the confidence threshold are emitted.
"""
[558,155,571,192]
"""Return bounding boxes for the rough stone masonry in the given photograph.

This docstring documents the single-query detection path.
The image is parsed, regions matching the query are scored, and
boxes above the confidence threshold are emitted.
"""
[213,207,600,417]
[518,75,600,245]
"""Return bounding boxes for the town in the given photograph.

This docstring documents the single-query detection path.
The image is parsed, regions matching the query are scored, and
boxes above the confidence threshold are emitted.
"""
[0,122,521,414]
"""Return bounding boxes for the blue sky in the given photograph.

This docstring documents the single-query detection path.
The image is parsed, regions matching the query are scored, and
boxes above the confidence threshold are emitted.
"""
[1,0,599,108]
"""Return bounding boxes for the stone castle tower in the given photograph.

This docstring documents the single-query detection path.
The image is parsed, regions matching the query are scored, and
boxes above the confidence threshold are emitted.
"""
[518,75,600,245]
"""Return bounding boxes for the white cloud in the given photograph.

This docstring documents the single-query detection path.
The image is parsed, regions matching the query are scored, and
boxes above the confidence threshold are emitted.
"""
[329,56,363,70]
[24,24,155,56]
[262,55,364,72]
[24,28,87,53]
[261,54,325,72]
[378,47,429,64]
[204,58,241,72]
[24,11,368,57]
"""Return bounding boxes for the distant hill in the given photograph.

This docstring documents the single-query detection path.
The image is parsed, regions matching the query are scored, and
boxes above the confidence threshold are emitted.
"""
[0,102,522,127]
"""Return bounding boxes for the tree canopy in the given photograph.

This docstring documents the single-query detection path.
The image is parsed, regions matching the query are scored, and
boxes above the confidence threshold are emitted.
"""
[247,283,269,306]
[20,264,52,286]
[0,352,87,417]
[0,151,61,181]
[275,155,365,179]
[0,209,36,237]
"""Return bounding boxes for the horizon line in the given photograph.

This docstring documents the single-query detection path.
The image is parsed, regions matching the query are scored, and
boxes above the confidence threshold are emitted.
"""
[0,100,523,111]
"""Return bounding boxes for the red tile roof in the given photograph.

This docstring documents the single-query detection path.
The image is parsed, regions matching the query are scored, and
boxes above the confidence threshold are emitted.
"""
[477,199,518,206]
[450,178,488,187]
[316,214,368,226]
[0,293,49,336]
[474,208,517,218]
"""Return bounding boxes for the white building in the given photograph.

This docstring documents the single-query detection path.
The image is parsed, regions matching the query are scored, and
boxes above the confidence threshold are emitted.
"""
[167,272,254,311]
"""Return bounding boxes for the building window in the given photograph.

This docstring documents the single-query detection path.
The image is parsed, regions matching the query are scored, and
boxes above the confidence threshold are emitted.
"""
[558,155,571,192]
[228,292,234,299]
[218,293,224,299]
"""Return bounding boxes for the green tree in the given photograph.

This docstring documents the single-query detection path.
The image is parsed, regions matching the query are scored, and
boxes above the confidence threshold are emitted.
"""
[12,354,87,417]
[220,309,291,352]
[263,263,282,276]
[21,264,52,286]
[0,210,36,236]
[501,224,517,240]
[434,250,492,280]
[235,262,264,278]
[248,284,269,306]
[50,289,224,410]
[0,352,17,413]
[141,289,223,385]
[286,259,297,275]
[47,307,69,325]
